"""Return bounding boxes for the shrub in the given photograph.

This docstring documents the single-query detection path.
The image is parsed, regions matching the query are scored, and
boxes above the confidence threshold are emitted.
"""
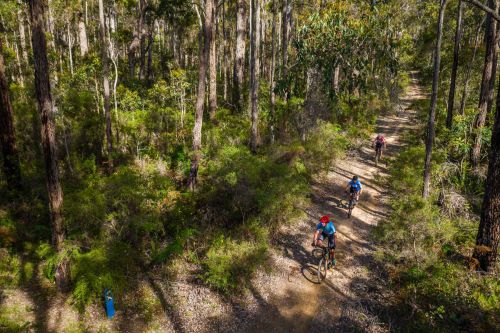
[203,227,268,292]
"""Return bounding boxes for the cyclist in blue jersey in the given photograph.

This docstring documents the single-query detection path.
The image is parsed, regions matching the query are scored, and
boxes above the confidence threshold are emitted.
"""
[312,215,336,266]
[345,175,362,202]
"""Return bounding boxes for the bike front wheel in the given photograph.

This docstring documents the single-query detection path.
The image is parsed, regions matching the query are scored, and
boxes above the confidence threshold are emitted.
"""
[317,257,328,283]
[347,200,353,218]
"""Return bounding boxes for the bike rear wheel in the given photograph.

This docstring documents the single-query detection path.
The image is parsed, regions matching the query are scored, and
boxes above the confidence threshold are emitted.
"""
[375,147,381,165]
[347,199,353,218]
[317,256,328,283]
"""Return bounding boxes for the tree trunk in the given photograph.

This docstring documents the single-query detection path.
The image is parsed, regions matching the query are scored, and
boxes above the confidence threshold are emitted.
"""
[17,8,29,64]
[233,0,247,112]
[423,0,447,198]
[29,0,68,290]
[0,38,22,190]
[333,65,340,94]
[270,0,277,144]
[188,0,211,190]
[250,0,261,153]
[98,0,113,168]
[222,0,228,102]
[209,1,217,120]
[67,24,74,75]
[78,13,88,56]
[472,0,498,168]
[139,19,148,80]
[472,72,500,272]
[446,0,463,129]
[128,0,146,79]
[281,0,290,81]
[281,0,292,104]
[459,17,484,115]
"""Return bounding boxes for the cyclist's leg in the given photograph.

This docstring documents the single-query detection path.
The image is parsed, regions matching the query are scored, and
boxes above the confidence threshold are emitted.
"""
[348,187,355,202]
[327,234,336,264]
[315,233,324,247]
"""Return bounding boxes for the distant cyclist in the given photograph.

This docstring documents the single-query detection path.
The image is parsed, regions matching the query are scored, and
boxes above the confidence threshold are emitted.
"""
[372,133,387,161]
[312,215,336,266]
[345,175,362,202]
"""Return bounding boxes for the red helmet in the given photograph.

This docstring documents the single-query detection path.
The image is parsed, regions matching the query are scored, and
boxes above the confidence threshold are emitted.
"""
[320,215,329,223]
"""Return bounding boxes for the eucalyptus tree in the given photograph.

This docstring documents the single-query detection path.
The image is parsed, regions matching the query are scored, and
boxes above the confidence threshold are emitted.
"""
[423,0,447,198]
[446,0,463,129]
[188,0,214,190]
[471,0,498,168]
[29,0,68,290]
[233,0,247,112]
[250,0,261,152]
[472,72,500,272]
[0,35,21,190]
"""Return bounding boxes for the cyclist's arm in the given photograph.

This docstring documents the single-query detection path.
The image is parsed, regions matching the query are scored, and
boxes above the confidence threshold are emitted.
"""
[313,230,320,245]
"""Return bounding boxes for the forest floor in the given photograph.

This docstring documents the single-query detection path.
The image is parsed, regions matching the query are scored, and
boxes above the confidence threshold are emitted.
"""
[0,78,424,333]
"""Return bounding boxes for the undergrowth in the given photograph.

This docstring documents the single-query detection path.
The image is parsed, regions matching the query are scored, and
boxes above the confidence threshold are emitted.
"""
[375,143,499,332]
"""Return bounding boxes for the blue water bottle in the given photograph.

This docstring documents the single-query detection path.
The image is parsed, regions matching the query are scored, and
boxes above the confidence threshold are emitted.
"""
[104,288,115,318]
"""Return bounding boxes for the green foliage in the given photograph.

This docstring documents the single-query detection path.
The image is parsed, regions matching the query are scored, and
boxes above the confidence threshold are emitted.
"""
[195,122,347,291]
[297,1,400,95]
[375,145,499,332]
[0,249,21,287]
[71,242,136,309]
[203,228,268,292]
[0,303,32,333]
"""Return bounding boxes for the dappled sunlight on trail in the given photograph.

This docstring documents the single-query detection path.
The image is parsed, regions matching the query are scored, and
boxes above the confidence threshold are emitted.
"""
[236,77,426,333]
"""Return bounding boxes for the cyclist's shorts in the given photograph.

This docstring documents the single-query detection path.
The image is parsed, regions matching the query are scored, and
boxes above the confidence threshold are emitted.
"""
[375,141,383,149]
[350,187,360,194]
[318,232,335,249]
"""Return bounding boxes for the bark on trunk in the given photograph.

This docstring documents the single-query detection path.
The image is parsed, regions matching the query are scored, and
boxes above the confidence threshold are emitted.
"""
[128,0,146,79]
[209,1,217,120]
[270,0,277,144]
[29,0,68,290]
[333,65,340,94]
[222,0,228,101]
[250,0,260,153]
[281,0,291,102]
[67,24,74,75]
[188,0,211,190]
[0,38,22,190]
[98,0,113,168]
[18,9,29,64]
[472,72,500,272]
[423,0,447,198]
[233,0,247,112]
[446,0,463,129]
[472,0,498,168]
[459,17,484,115]
[78,13,88,56]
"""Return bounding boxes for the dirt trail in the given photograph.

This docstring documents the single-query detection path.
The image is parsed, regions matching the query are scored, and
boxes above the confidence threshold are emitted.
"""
[240,77,425,333]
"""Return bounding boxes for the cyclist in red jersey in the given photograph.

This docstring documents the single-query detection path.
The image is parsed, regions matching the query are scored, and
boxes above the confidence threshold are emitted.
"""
[372,134,387,160]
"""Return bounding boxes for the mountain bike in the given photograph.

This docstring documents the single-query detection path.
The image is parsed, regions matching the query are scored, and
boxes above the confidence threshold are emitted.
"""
[314,245,334,283]
[346,192,357,218]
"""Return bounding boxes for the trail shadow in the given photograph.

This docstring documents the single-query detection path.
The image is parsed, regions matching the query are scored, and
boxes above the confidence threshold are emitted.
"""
[146,275,186,333]
[21,257,52,333]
